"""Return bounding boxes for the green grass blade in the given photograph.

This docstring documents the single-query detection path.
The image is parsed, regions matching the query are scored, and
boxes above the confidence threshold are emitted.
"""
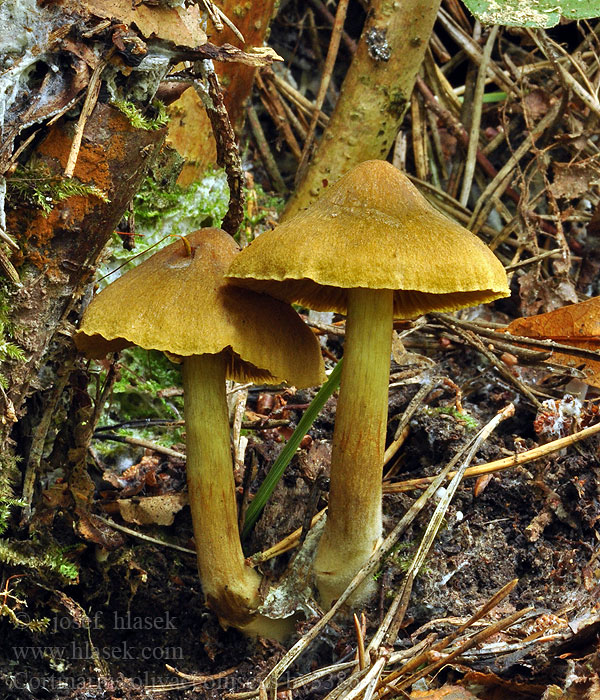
[242,359,343,538]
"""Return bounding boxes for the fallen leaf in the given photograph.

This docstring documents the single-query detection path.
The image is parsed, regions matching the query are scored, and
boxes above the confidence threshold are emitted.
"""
[523,89,552,120]
[81,0,206,47]
[550,161,600,200]
[505,297,600,387]
[116,492,187,526]
[507,296,600,340]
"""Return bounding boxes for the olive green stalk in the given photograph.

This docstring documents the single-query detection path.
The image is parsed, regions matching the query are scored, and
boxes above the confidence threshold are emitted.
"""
[183,353,262,624]
[313,288,394,606]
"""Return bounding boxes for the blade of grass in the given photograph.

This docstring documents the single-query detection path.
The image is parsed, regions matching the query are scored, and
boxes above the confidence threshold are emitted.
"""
[242,359,343,538]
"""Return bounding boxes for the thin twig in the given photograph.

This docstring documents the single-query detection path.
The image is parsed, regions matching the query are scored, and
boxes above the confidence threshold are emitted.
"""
[247,102,288,193]
[374,404,515,647]
[295,0,349,184]
[94,515,195,555]
[92,432,186,459]
[434,315,543,408]
[459,25,499,206]
[64,56,108,178]
[194,61,245,234]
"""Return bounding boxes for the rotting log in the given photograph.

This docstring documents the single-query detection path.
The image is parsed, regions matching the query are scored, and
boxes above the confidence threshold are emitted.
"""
[3,103,165,456]
[284,0,442,219]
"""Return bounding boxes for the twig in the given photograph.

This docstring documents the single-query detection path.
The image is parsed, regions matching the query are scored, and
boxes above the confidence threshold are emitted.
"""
[306,0,357,54]
[381,579,518,686]
[64,56,108,178]
[459,25,498,207]
[93,515,195,555]
[387,418,600,493]
[437,314,600,363]
[194,61,245,234]
[415,76,520,206]
[467,99,562,234]
[373,404,515,647]
[256,72,302,160]
[384,607,532,696]
[411,91,429,180]
[295,0,349,184]
[95,417,291,432]
[342,654,387,700]
[433,315,543,408]
[247,103,288,193]
[353,613,367,670]
[249,509,327,564]
[383,380,435,464]
[92,432,185,459]
[437,8,515,95]
[271,73,330,128]
[505,249,565,271]
[198,0,244,41]
[249,415,507,697]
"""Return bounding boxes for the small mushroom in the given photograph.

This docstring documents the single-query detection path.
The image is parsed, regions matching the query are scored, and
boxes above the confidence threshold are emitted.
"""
[75,228,325,635]
[227,160,510,606]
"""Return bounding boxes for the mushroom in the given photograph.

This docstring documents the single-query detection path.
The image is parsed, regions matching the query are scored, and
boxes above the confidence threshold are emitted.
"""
[75,228,325,635]
[226,160,510,606]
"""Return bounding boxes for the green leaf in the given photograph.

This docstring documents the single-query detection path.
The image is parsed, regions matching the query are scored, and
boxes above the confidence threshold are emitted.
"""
[462,0,600,28]
[242,359,343,538]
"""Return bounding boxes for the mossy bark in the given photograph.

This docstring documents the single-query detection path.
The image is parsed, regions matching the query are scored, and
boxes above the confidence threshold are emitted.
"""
[1,104,165,513]
[284,0,442,219]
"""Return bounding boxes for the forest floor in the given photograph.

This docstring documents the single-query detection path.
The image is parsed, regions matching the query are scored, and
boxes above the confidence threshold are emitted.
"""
[2,1,600,698]
[2,325,599,699]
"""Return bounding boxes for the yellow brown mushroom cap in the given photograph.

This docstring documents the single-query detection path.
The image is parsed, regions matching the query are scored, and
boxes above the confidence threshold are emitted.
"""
[75,228,325,388]
[226,160,510,318]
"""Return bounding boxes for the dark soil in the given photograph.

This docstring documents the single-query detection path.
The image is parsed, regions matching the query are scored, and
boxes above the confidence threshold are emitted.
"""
[2,333,599,700]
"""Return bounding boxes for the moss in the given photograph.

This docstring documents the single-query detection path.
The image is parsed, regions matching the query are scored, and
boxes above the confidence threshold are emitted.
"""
[112,99,169,131]
[0,282,24,389]
[6,158,109,216]
[424,406,479,431]
[387,88,408,120]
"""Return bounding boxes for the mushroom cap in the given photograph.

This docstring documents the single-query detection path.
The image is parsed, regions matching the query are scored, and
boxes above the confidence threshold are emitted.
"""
[75,228,325,388]
[227,160,509,318]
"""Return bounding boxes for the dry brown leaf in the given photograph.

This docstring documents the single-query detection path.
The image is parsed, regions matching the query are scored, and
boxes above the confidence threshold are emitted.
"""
[507,296,600,340]
[81,0,206,47]
[550,161,600,200]
[523,88,552,120]
[117,492,187,526]
[505,297,600,387]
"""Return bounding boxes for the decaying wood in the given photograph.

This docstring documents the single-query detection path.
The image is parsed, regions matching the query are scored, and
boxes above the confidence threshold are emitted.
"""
[2,103,165,451]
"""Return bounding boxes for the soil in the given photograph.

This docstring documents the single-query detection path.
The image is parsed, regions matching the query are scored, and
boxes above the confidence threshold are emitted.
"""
[2,338,599,700]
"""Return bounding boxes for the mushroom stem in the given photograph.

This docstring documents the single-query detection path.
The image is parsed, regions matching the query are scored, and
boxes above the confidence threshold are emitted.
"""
[314,287,393,607]
[183,353,262,626]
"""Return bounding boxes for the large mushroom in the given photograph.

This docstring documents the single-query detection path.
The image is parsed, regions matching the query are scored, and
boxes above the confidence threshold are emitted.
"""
[75,228,325,635]
[226,160,510,606]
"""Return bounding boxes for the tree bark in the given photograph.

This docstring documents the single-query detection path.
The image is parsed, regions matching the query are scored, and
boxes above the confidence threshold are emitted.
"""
[3,104,165,464]
[284,0,442,219]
